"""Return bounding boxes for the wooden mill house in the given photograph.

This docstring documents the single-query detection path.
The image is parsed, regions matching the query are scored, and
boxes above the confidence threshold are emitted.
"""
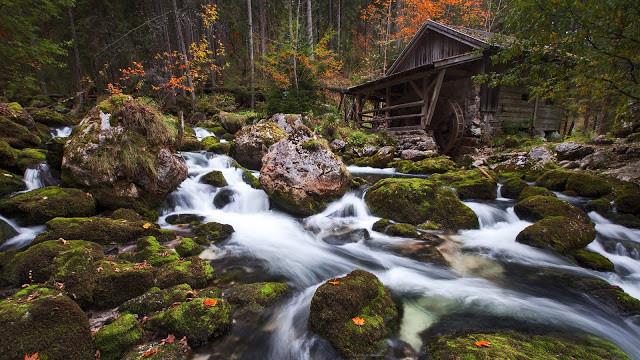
[347,20,564,154]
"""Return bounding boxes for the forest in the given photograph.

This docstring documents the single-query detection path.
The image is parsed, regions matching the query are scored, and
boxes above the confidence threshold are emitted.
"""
[1,1,640,360]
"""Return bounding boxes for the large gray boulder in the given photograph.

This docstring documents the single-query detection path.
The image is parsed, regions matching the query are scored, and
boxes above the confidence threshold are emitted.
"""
[232,121,287,170]
[555,142,595,161]
[260,126,351,216]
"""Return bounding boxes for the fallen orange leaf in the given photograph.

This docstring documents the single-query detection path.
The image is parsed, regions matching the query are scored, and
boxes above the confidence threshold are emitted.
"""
[24,353,40,360]
[142,347,158,357]
[142,223,153,229]
[164,334,176,344]
[328,280,341,286]
[352,317,365,326]
[474,340,491,347]
[203,298,218,307]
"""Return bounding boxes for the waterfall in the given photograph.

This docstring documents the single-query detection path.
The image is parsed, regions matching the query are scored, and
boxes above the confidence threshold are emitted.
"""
[22,163,56,191]
[50,126,73,138]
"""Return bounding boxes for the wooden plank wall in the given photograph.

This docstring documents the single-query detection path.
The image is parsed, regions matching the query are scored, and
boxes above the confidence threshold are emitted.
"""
[494,86,563,133]
[391,31,473,74]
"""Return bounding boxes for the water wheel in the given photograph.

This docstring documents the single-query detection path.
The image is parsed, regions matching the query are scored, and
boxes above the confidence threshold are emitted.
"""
[431,99,465,154]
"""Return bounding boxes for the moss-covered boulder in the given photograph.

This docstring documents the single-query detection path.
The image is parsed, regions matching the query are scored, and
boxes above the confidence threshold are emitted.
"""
[14,148,47,172]
[425,331,629,360]
[232,121,287,170]
[148,296,232,346]
[123,340,191,360]
[175,237,203,257]
[34,217,163,244]
[165,213,204,225]
[111,208,144,221]
[571,249,615,272]
[615,183,640,215]
[500,177,527,199]
[0,169,24,197]
[120,284,194,315]
[351,146,395,168]
[0,116,42,149]
[91,260,156,309]
[95,313,143,360]
[431,169,497,200]
[514,195,588,223]
[201,170,227,187]
[219,111,249,133]
[565,172,613,197]
[156,257,214,289]
[371,219,420,238]
[201,136,232,154]
[308,270,399,359]
[516,216,596,254]
[31,108,71,126]
[392,156,457,175]
[192,221,235,244]
[0,285,95,360]
[62,95,188,209]
[225,281,289,318]
[133,236,180,266]
[365,178,479,230]
[536,169,571,191]
[518,186,555,200]
[0,186,96,225]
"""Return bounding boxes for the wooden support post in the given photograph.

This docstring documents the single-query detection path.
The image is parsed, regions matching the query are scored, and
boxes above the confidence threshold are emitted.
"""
[355,95,362,123]
[385,87,391,128]
[423,69,446,128]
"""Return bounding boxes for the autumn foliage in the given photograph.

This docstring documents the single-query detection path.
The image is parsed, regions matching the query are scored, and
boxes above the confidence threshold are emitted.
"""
[396,0,487,41]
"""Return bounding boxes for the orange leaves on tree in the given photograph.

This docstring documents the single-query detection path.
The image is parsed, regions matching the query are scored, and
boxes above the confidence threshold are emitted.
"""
[24,353,40,360]
[352,317,366,326]
[474,340,491,347]
[396,0,488,41]
[203,298,218,307]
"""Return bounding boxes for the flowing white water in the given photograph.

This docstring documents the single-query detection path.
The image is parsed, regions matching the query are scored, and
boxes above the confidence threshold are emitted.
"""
[0,214,45,250]
[50,126,73,138]
[161,152,640,359]
[99,111,111,130]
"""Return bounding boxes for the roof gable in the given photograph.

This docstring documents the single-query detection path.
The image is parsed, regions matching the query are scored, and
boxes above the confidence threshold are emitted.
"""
[386,20,490,75]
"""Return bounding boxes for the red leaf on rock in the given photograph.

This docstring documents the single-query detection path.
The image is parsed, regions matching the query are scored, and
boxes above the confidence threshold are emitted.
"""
[143,347,158,357]
[474,340,491,347]
[352,317,365,326]
[24,353,40,360]
[203,298,218,307]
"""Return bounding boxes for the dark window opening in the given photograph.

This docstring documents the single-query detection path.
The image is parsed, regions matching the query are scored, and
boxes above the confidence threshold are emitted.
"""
[521,93,530,101]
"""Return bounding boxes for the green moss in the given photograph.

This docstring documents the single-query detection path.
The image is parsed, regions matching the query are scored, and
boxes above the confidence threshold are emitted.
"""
[92,260,155,309]
[426,331,629,360]
[566,172,613,197]
[31,108,70,126]
[148,297,231,346]
[432,169,497,200]
[0,286,95,360]
[0,139,19,169]
[175,237,203,257]
[34,217,162,245]
[365,178,479,230]
[224,281,289,318]
[192,221,234,245]
[372,218,392,233]
[98,94,133,113]
[156,257,214,289]
[536,169,571,191]
[95,313,143,360]
[201,170,227,187]
[516,216,596,254]
[219,111,248,133]
[120,284,194,315]
[14,147,47,172]
[615,183,640,215]
[518,186,555,200]
[123,341,190,360]
[514,195,588,223]
[0,186,96,225]
[134,236,180,266]
[0,116,42,149]
[571,249,615,272]
[351,147,396,168]
[111,208,144,221]
[501,177,528,199]
[392,156,457,175]
[385,223,420,238]
[0,169,24,196]
[302,138,322,150]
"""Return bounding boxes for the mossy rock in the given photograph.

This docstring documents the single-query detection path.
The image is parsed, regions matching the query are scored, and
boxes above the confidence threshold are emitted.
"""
[192,221,235,245]
[518,186,555,200]
[372,218,392,233]
[565,172,613,198]
[431,169,497,200]
[240,168,261,189]
[0,285,95,360]
[308,270,399,359]
[120,284,194,315]
[175,237,203,257]
[201,170,228,187]
[425,331,629,360]
[372,219,420,238]
[31,108,70,126]
[351,146,396,168]
[365,178,479,230]
[516,216,596,254]
[156,257,214,289]
[148,296,232,346]
[514,195,588,223]
[133,236,180,266]
[0,186,96,225]
[0,139,19,169]
[178,134,202,152]
[95,313,143,360]
[571,249,615,272]
[0,169,24,197]
[351,177,369,189]
[2,240,104,286]
[225,281,289,318]
[536,169,571,191]
[111,208,144,221]
[392,156,457,175]
[92,260,156,309]
[615,183,640,215]
[34,217,163,244]
[586,197,612,214]
[219,111,248,133]
[122,340,191,360]
[0,116,42,149]
[15,148,47,172]
[500,177,527,199]
[165,213,204,225]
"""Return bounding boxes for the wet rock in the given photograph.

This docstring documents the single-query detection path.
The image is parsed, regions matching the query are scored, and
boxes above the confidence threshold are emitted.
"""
[570,249,615,272]
[518,186,555,200]
[579,149,612,169]
[132,236,180,266]
[34,217,164,245]
[350,146,395,168]
[555,141,595,161]
[224,281,289,318]
[536,168,571,191]
[46,137,65,173]
[165,213,204,225]
[232,121,286,170]
[0,218,17,246]
[0,169,24,196]
[155,257,214,289]
[590,134,614,145]
[0,186,96,225]
[120,284,194,315]
[61,95,188,209]
[399,149,434,161]
[527,146,554,163]
[260,126,351,216]
[308,270,399,359]
[516,216,596,254]
[432,169,497,200]
[330,139,346,152]
[175,237,203,257]
[89,260,156,309]
[201,170,228,187]
[322,228,370,245]
[514,195,588,223]
[111,208,144,221]
[267,113,304,133]
[147,295,231,346]
[501,177,527,199]
[615,183,640,215]
[365,178,478,230]
[604,160,640,183]
[0,285,95,360]
[219,111,248,134]
[425,331,629,360]
[123,339,191,360]
[565,172,612,197]
[192,222,234,244]
[95,313,143,360]
[372,219,420,238]
[213,188,235,208]
[0,116,42,149]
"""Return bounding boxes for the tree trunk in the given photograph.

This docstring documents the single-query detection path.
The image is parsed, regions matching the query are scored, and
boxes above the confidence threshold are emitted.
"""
[259,0,267,56]
[68,6,83,110]
[382,1,392,74]
[171,0,196,102]
[336,0,341,54]
[306,0,314,58]
[247,0,255,108]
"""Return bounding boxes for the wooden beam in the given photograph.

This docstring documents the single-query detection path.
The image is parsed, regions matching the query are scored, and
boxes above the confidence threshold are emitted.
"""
[409,80,423,98]
[423,69,446,127]
[386,113,423,121]
[359,100,424,114]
